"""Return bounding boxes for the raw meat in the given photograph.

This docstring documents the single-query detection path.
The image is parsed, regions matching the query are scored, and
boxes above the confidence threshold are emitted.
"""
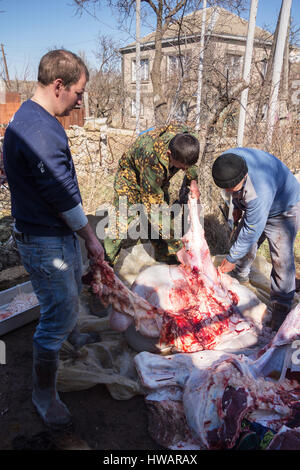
[183,357,300,449]
[134,339,300,450]
[0,292,38,322]
[0,311,13,321]
[83,183,266,352]
[82,260,163,337]
[267,426,300,450]
[131,184,264,351]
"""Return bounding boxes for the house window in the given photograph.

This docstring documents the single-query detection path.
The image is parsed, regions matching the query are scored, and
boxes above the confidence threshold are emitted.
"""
[261,58,268,79]
[225,54,242,79]
[175,101,188,120]
[131,58,149,82]
[262,104,268,121]
[131,98,144,117]
[167,54,191,76]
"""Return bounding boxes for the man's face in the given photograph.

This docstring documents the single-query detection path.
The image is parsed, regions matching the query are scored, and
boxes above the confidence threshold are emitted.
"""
[169,154,189,171]
[225,175,247,194]
[56,73,87,117]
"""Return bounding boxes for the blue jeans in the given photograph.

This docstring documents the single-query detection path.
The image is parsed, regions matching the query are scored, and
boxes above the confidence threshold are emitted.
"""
[16,233,83,352]
[234,201,300,309]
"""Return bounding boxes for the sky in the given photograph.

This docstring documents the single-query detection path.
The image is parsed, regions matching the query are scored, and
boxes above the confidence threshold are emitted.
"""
[0,0,299,80]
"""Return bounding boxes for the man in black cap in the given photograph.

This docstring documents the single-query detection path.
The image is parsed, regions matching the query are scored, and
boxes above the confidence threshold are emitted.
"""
[212,148,300,331]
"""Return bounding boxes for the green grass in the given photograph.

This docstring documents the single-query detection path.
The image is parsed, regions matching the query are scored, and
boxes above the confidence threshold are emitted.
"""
[257,230,300,264]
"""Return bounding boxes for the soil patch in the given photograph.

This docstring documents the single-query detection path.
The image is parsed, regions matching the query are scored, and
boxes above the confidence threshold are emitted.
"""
[0,302,162,451]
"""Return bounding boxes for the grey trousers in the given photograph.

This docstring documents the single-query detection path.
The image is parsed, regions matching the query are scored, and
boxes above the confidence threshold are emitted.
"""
[234,200,300,309]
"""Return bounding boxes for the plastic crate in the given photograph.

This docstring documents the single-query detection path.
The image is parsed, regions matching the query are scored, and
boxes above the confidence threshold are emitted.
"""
[0,281,40,336]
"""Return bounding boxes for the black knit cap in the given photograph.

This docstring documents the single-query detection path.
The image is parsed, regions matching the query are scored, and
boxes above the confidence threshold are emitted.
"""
[212,153,248,189]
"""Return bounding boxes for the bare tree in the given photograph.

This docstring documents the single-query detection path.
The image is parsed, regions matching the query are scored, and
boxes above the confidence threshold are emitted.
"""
[73,0,247,126]
[87,34,124,123]
[0,59,36,101]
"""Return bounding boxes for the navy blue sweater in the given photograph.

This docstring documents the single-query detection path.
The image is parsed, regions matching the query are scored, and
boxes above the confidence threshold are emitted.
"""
[3,100,82,236]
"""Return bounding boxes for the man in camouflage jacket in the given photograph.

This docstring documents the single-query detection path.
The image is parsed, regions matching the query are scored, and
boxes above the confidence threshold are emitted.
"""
[104,122,200,263]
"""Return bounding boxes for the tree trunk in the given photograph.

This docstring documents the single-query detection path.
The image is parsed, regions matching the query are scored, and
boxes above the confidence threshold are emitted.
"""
[150,1,168,126]
[199,80,248,216]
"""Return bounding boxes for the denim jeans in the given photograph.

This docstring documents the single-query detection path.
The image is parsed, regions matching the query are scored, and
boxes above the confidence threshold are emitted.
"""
[16,233,83,352]
[234,201,300,309]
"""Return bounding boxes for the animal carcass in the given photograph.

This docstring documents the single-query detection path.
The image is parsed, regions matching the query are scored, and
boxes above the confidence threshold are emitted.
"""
[83,183,267,352]
[82,260,163,337]
[134,307,300,450]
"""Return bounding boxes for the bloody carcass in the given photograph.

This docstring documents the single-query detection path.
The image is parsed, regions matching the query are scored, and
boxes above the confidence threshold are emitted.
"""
[134,307,300,450]
[83,183,266,352]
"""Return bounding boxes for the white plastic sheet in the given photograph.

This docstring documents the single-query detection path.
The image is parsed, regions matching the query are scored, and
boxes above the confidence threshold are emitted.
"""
[57,245,299,404]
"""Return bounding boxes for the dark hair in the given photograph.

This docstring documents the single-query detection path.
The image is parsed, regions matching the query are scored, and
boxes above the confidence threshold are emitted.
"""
[168,133,200,166]
[38,49,89,88]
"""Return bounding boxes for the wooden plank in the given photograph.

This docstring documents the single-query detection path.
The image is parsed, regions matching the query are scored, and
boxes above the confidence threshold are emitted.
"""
[58,107,85,129]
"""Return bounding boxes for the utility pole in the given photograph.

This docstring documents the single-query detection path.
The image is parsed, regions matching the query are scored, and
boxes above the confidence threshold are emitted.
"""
[280,14,290,119]
[135,0,141,135]
[1,43,10,87]
[266,0,292,147]
[237,0,259,146]
[195,0,207,132]
[83,91,89,118]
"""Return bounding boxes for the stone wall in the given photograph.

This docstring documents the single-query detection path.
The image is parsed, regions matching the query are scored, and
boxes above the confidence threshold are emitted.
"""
[66,118,135,214]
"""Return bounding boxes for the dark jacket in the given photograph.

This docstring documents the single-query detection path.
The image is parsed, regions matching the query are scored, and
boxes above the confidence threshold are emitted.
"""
[3,100,82,236]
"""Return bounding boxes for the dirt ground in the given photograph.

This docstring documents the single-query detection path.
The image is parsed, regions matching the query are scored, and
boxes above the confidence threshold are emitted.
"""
[0,283,165,451]
[1,272,300,452]
[0,214,161,451]
[0,222,299,452]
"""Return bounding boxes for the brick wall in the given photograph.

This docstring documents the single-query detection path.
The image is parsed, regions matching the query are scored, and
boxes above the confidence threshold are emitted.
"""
[0,91,21,135]
[5,92,21,104]
[0,102,20,125]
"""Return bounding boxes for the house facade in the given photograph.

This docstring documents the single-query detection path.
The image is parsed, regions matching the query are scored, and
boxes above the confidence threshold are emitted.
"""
[119,7,287,131]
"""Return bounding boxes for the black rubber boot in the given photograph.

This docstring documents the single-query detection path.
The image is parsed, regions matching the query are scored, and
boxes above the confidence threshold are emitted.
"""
[32,344,72,429]
[67,325,101,350]
[270,302,290,331]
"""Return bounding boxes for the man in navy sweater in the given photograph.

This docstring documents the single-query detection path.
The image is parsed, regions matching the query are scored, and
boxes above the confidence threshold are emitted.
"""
[212,148,300,331]
[3,50,104,429]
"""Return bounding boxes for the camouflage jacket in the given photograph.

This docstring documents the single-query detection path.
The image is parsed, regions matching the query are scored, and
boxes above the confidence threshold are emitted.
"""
[113,122,199,255]
[115,122,198,210]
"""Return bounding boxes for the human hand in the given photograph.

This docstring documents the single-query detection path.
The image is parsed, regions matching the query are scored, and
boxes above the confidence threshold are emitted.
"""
[218,259,236,274]
[77,222,105,264]
[86,238,104,263]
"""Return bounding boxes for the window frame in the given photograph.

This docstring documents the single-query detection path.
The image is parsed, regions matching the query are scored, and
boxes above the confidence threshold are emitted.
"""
[131,58,150,83]
[131,97,144,118]
[224,53,243,79]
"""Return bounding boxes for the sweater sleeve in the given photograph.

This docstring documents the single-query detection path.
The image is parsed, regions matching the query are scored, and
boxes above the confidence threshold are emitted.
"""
[226,196,271,263]
[22,124,81,213]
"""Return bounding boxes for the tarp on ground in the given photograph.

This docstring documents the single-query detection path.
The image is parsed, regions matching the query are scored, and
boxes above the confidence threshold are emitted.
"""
[57,244,299,400]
